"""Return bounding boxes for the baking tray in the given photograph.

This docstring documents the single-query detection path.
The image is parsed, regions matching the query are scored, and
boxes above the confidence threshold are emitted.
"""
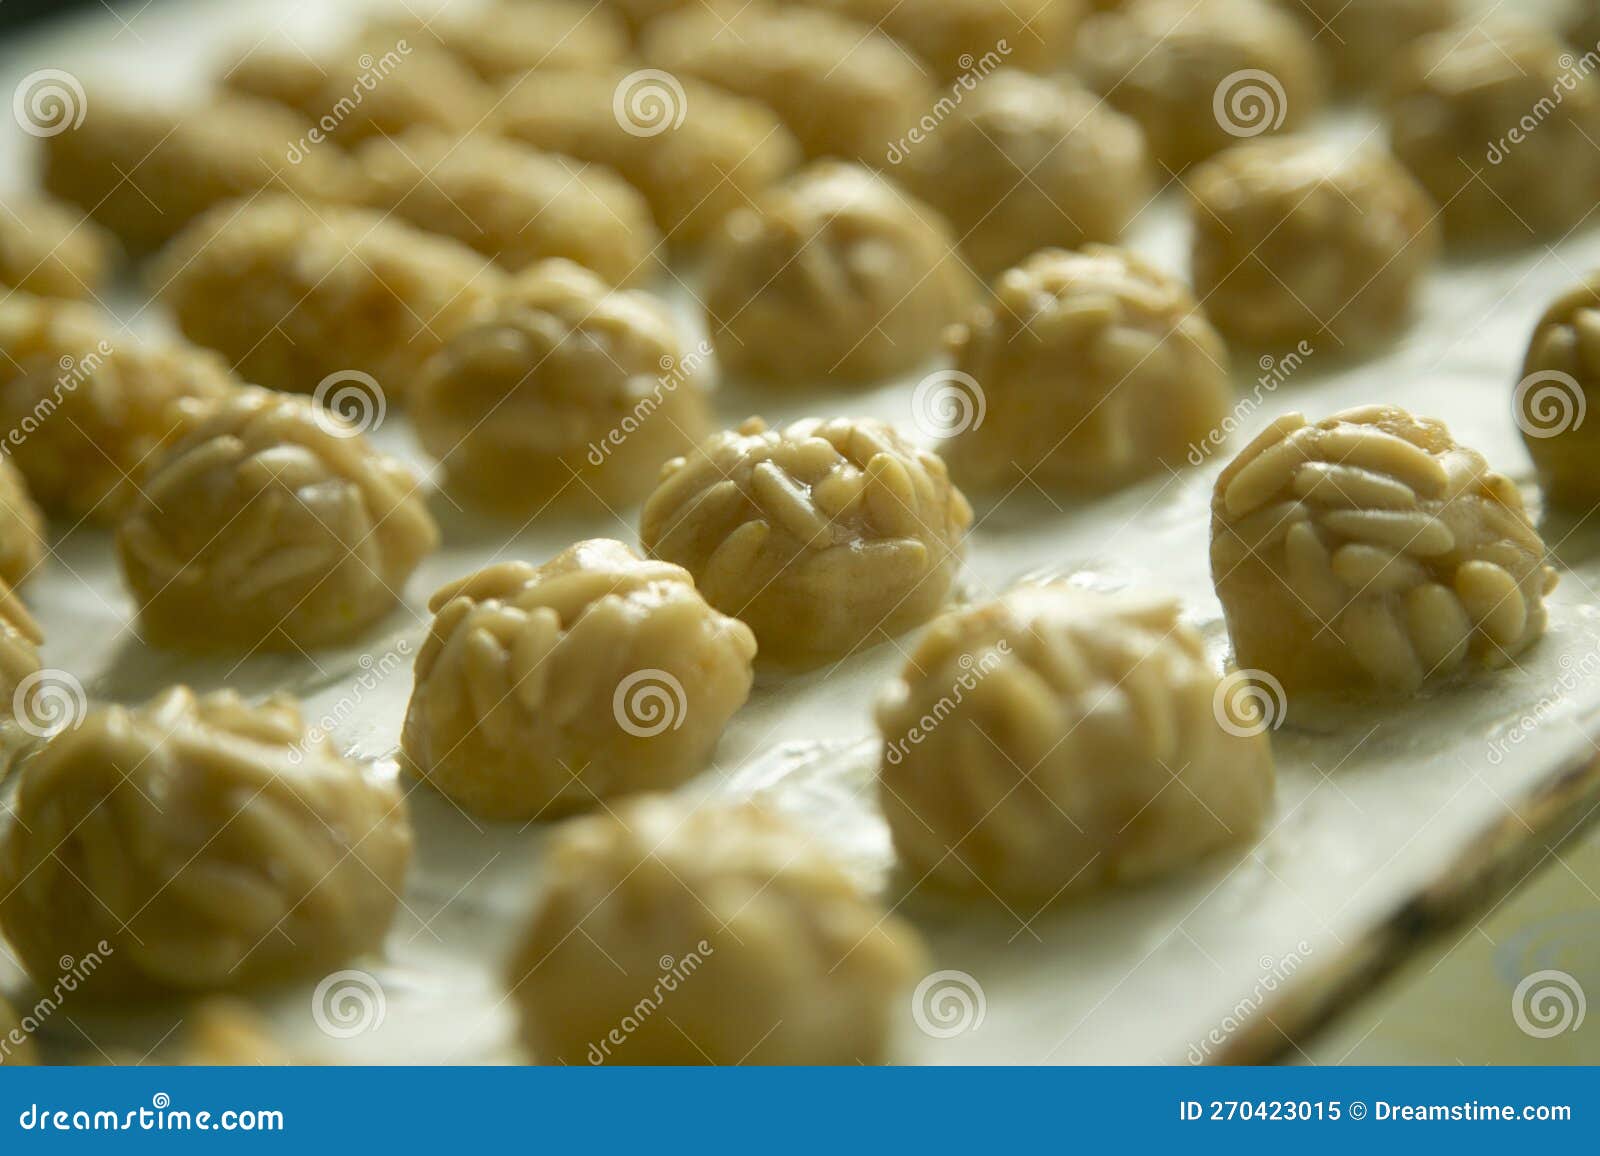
[2,0,1598,1065]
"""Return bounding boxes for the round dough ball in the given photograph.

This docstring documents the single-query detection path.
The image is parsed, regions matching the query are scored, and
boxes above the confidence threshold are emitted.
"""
[1188,137,1439,348]
[0,993,40,1065]
[1076,0,1325,171]
[42,93,361,254]
[0,196,117,300]
[0,318,237,525]
[1517,275,1600,506]
[508,795,925,1064]
[357,133,660,286]
[640,416,972,667]
[878,583,1275,901]
[411,260,711,512]
[1212,406,1558,702]
[903,70,1150,277]
[224,40,491,148]
[1387,24,1600,242]
[363,0,629,83]
[703,162,971,384]
[402,540,755,821]
[495,68,803,248]
[0,687,413,996]
[0,579,43,708]
[643,4,932,163]
[156,197,504,400]
[116,388,439,652]
[0,458,46,588]
[943,245,1232,491]
[808,0,1083,81]
[1278,0,1460,92]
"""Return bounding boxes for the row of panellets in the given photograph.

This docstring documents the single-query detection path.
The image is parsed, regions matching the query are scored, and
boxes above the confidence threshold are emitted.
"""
[0,394,1558,1063]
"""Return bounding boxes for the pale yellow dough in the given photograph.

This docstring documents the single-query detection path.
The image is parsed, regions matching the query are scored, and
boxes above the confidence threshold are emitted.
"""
[904,70,1151,277]
[703,162,971,384]
[1076,0,1324,171]
[1517,275,1600,507]
[493,68,802,248]
[402,540,756,821]
[1188,137,1439,348]
[878,583,1276,902]
[943,246,1232,491]
[643,4,932,163]
[356,132,660,285]
[0,298,238,525]
[411,260,711,512]
[1278,0,1460,92]
[0,994,39,1065]
[806,0,1083,80]
[117,388,439,652]
[640,416,972,667]
[42,93,360,254]
[0,457,46,588]
[156,197,504,400]
[0,687,413,996]
[0,579,42,708]
[1387,24,1600,242]
[508,795,925,1064]
[363,0,629,83]
[1212,406,1557,702]
[0,196,117,300]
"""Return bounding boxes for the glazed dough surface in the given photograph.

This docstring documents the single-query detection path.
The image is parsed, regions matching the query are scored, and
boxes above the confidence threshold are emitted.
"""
[116,388,439,652]
[508,795,925,1064]
[905,70,1150,277]
[0,687,413,995]
[703,162,971,384]
[1211,406,1558,702]
[1518,275,1600,506]
[411,259,710,512]
[1188,137,1439,348]
[156,197,504,400]
[943,245,1232,491]
[640,416,972,667]
[0,457,46,589]
[1076,0,1324,171]
[1387,24,1600,241]
[877,583,1276,901]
